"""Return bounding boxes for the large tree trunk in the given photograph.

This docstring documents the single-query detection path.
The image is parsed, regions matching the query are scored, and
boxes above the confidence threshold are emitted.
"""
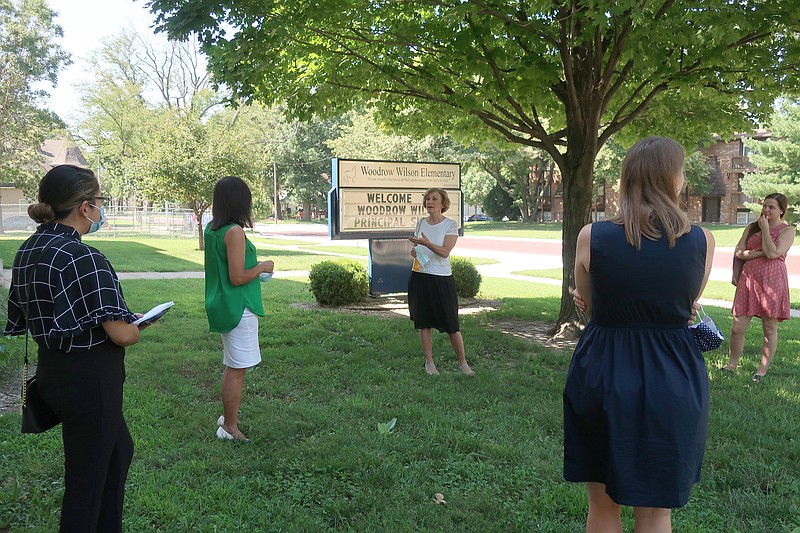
[548,33,607,339]
[553,138,596,339]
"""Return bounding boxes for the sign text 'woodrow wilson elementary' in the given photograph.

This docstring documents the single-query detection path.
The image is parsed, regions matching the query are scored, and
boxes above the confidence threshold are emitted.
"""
[329,159,462,239]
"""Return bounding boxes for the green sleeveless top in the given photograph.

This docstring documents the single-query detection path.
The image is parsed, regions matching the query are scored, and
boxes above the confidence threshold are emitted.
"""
[204,222,264,333]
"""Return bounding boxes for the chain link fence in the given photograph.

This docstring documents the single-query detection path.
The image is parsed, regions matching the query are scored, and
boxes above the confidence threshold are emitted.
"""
[0,204,203,238]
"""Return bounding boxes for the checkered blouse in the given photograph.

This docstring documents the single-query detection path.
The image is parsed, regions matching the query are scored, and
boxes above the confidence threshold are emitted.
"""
[4,223,136,352]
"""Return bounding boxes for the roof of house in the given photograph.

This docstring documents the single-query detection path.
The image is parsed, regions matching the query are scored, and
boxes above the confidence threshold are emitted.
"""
[38,140,89,168]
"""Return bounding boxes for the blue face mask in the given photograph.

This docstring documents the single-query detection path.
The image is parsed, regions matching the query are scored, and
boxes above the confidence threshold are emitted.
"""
[85,204,106,234]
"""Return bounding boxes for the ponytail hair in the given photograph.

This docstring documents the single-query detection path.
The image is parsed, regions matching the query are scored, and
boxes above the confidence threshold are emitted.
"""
[28,165,98,223]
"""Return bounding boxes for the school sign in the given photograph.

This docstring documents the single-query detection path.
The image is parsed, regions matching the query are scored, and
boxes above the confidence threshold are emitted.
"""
[328,159,463,240]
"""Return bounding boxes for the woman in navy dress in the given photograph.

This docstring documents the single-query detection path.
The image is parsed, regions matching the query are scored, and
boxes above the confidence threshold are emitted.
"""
[563,137,715,532]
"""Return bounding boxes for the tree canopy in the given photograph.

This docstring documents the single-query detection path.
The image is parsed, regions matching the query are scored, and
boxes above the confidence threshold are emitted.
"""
[742,98,800,216]
[0,0,69,193]
[75,30,271,248]
[147,0,800,333]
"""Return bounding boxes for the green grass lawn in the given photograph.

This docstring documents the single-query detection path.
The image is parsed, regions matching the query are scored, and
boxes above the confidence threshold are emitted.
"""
[511,268,800,310]
[462,221,564,239]
[463,221,800,248]
[0,235,500,273]
[0,235,370,273]
[1,268,800,530]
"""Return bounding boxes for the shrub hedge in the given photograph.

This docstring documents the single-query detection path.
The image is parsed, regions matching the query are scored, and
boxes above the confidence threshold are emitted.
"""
[308,259,370,306]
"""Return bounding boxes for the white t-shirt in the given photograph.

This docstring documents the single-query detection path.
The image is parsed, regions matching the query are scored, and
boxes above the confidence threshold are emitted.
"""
[412,217,459,276]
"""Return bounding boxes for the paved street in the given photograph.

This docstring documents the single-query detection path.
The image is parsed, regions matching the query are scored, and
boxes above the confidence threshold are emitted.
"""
[251,222,800,317]
[254,222,800,289]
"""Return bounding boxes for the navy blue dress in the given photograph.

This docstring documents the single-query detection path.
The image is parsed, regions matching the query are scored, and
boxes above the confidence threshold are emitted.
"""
[563,221,710,508]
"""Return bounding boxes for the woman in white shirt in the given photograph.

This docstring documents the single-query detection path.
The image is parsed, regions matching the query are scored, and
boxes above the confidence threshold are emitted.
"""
[408,188,475,376]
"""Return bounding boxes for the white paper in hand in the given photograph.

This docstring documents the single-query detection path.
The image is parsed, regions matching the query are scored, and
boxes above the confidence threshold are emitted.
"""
[414,245,431,267]
[133,301,174,326]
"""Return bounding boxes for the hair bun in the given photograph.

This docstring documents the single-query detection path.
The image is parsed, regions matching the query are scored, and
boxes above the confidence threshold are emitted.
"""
[28,202,56,224]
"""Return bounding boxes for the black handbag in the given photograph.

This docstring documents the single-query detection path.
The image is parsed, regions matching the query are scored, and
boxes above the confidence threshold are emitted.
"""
[21,361,59,433]
[689,305,725,352]
[18,239,61,433]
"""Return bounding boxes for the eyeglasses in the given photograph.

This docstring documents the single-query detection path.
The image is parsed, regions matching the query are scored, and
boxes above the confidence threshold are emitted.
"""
[90,196,111,202]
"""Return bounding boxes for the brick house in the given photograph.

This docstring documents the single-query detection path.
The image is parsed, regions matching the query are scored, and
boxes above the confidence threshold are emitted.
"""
[539,132,769,225]
[691,131,770,224]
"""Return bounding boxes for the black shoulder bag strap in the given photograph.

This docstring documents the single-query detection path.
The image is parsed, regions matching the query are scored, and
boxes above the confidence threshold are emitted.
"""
[20,238,62,409]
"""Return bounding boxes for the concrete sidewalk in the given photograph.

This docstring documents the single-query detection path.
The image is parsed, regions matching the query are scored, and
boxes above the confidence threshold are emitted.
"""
[3,267,798,318]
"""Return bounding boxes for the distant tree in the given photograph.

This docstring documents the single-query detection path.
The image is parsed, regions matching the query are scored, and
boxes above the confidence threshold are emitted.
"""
[225,103,289,219]
[596,138,715,196]
[742,98,800,218]
[135,107,267,249]
[472,144,552,222]
[461,165,493,213]
[0,0,69,201]
[484,184,520,222]
[75,29,277,246]
[593,139,627,190]
[684,151,715,196]
[75,76,154,200]
[270,114,342,221]
[75,29,224,204]
[328,108,464,163]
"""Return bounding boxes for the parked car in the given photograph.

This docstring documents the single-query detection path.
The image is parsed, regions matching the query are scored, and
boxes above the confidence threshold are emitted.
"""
[2,215,37,231]
[465,213,493,222]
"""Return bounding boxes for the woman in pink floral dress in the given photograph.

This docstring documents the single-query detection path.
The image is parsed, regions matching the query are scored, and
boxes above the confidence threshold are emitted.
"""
[723,193,794,381]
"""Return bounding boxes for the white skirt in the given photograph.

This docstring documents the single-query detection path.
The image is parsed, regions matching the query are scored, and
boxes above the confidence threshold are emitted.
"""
[221,308,262,369]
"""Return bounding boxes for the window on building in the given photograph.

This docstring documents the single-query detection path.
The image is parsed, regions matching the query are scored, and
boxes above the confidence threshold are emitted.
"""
[732,156,748,169]
[737,209,756,225]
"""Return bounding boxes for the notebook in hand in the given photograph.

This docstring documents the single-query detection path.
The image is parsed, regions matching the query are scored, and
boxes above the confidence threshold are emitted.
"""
[133,301,174,326]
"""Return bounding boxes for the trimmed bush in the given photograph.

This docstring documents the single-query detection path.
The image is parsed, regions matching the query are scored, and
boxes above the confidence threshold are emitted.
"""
[308,259,370,306]
[451,257,482,298]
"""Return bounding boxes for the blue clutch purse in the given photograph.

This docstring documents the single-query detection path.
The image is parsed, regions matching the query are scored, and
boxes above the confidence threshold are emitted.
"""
[690,305,724,352]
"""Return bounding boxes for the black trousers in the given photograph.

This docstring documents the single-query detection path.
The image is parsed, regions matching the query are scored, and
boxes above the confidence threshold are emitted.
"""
[37,341,134,533]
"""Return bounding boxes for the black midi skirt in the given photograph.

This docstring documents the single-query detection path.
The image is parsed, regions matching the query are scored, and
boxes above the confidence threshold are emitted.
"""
[407,271,460,333]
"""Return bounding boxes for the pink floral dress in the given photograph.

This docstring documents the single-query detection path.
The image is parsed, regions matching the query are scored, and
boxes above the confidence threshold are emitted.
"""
[732,223,791,321]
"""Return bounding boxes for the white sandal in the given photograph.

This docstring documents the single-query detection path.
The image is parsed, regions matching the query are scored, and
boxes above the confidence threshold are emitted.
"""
[425,362,439,376]
[460,363,475,376]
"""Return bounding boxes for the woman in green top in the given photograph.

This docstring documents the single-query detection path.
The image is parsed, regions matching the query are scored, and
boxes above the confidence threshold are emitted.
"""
[204,176,274,441]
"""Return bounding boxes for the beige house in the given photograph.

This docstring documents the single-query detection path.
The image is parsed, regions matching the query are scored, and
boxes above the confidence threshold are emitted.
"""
[1,140,90,227]
[1,139,89,204]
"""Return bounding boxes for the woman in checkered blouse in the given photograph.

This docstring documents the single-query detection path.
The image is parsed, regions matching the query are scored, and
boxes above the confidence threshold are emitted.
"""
[5,165,148,532]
